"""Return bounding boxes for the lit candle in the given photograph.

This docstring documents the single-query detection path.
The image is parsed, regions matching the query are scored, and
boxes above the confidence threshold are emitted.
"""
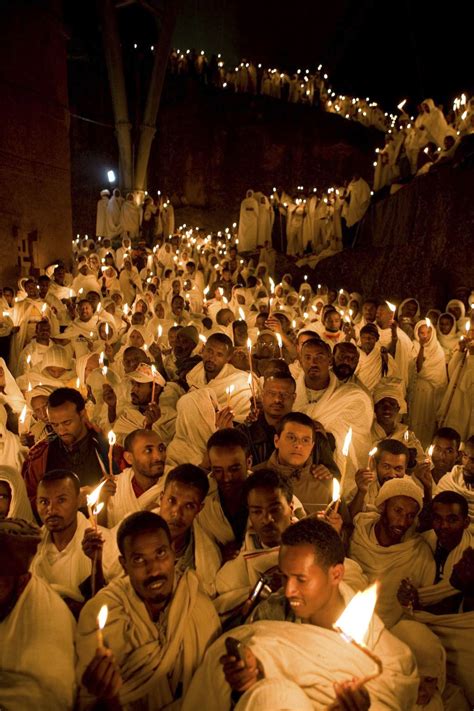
[247,372,257,411]
[105,323,110,338]
[238,307,246,321]
[225,384,234,408]
[199,334,207,345]
[86,480,107,530]
[18,405,28,436]
[323,478,341,515]
[151,365,158,401]
[99,351,105,366]
[26,354,32,369]
[385,301,396,316]
[276,332,283,358]
[76,376,81,390]
[107,431,116,479]
[426,444,434,464]
[157,324,163,340]
[425,317,431,329]
[96,605,108,650]
[341,427,352,484]
[333,583,383,686]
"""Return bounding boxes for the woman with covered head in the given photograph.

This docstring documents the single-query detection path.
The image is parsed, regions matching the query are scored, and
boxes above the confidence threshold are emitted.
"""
[0,465,34,522]
[446,298,469,332]
[18,344,76,391]
[437,312,459,363]
[409,320,448,448]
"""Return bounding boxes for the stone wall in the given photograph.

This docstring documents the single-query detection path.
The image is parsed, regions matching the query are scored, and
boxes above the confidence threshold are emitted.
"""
[0,0,72,286]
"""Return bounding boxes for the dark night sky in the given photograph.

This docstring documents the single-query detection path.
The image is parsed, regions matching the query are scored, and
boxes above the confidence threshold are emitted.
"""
[67,0,474,114]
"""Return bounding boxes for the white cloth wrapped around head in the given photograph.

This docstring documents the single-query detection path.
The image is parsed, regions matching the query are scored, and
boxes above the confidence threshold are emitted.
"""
[375,477,423,511]
[373,376,407,414]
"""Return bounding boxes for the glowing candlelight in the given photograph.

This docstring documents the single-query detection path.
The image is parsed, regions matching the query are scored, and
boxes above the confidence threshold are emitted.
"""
[385,301,396,315]
[99,351,105,366]
[41,303,47,314]
[96,604,108,649]
[276,332,283,358]
[27,381,32,392]
[107,431,116,479]
[368,446,377,457]
[86,480,107,529]
[157,324,163,340]
[340,427,352,484]
[26,354,32,368]
[105,323,110,338]
[397,99,407,111]
[269,277,275,294]
[238,307,246,321]
[151,365,158,401]
[225,384,235,408]
[123,304,130,316]
[323,477,341,515]
[101,365,108,377]
[199,334,207,344]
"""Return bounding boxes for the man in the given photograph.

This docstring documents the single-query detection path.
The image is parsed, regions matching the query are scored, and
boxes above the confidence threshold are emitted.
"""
[356,322,399,392]
[376,303,414,387]
[162,325,200,382]
[0,518,76,710]
[397,492,474,705]
[370,379,424,463]
[237,372,296,465]
[435,435,474,520]
[17,319,53,375]
[199,429,252,558]
[354,298,378,337]
[105,429,167,527]
[332,341,367,389]
[350,477,435,628]
[430,427,461,484]
[158,464,221,597]
[96,188,109,237]
[183,517,418,711]
[76,511,221,709]
[31,470,119,616]
[186,333,254,422]
[112,362,167,444]
[294,338,373,493]
[22,387,121,507]
[288,329,322,380]
[320,308,345,348]
[254,412,337,515]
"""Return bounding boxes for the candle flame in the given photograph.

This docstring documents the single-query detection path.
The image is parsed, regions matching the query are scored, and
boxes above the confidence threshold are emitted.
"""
[97,604,108,630]
[332,478,341,503]
[276,333,283,349]
[26,355,31,365]
[397,99,407,111]
[247,337,252,351]
[334,582,379,645]
[19,405,28,424]
[368,446,378,457]
[123,304,130,316]
[93,502,104,516]
[386,301,396,313]
[465,322,470,333]
[342,427,352,456]
[86,479,107,508]
[225,385,235,396]
[27,381,32,392]
[157,325,163,338]
[427,444,434,458]
[199,334,207,344]
[102,366,108,377]
[41,303,47,314]
[108,430,116,447]
[404,430,409,442]
[269,277,275,294]
[238,307,246,321]
[425,317,431,329]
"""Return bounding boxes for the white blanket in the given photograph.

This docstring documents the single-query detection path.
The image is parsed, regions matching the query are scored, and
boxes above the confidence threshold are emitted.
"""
[183,583,418,711]
[349,512,435,628]
[0,574,76,710]
[107,467,165,527]
[76,569,221,710]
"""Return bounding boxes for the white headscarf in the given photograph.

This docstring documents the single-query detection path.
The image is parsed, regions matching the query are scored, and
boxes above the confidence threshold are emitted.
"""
[0,358,27,414]
[0,465,34,522]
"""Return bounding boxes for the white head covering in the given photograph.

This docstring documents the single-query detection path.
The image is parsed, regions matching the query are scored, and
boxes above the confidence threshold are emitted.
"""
[0,466,34,522]
[40,346,73,375]
[0,358,27,414]
[375,477,423,511]
[373,377,407,414]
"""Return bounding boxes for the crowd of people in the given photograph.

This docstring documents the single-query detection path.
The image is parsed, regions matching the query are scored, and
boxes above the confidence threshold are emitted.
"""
[0,203,473,710]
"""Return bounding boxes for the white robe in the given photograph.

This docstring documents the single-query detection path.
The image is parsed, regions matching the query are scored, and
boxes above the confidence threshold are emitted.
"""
[437,351,473,439]
[76,570,221,710]
[0,574,76,711]
[186,361,256,423]
[182,583,418,711]
[95,195,109,237]
[238,194,259,252]
[356,344,400,394]
[107,466,165,527]
[341,177,371,227]
[435,465,474,522]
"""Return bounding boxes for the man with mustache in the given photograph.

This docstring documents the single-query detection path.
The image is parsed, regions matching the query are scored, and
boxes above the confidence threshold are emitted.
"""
[76,511,221,708]
[31,469,119,617]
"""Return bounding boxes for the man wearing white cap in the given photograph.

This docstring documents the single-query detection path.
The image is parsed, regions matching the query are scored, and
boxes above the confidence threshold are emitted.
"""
[112,362,167,444]
[370,378,424,463]
[349,477,435,628]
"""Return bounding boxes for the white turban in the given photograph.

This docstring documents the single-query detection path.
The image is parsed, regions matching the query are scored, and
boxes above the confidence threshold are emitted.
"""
[375,477,423,511]
[373,377,407,414]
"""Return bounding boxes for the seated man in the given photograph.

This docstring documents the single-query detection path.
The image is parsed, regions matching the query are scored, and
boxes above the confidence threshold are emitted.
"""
[348,439,423,518]
[22,387,121,508]
[0,518,76,710]
[111,362,167,444]
[214,469,367,620]
[435,435,474,520]
[76,511,221,709]
[370,378,424,463]
[157,463,221,597]
[186,332,254,422]
[30,469,119,617]
[104,429,167,527]
[198,429,252,560]
[430,426,462,485]
[182,517,418,711]
[332,341,367,390]
[397,491,472,615]
[237,372,297,466]
[350,477,435,628]
[254,412,336,516]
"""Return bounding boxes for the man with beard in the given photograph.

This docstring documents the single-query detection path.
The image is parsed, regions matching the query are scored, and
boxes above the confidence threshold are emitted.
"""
[348,439,412,518]
[30,470,119,616]
[162,325,201,382]
[103,429,167,527]
[350,478,435,628]
[435,435,474,521]
[332,341,368,392]
[112,363,166,444]
[76,511,220,709]
[186,333,254,422]
[429,427,462,485]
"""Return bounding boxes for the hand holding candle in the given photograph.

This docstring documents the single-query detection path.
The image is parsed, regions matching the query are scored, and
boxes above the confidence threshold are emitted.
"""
[96,604,108,650]
[107,431,116,479]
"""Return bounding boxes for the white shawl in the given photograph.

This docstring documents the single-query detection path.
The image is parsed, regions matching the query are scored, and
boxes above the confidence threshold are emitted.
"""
[76,570,221,710]
[0,574,76,710]
[356,344,399,394]
[0,465,34,522]
[186,362,255,423]
[435,466,474,521]
[107,467,165,527]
